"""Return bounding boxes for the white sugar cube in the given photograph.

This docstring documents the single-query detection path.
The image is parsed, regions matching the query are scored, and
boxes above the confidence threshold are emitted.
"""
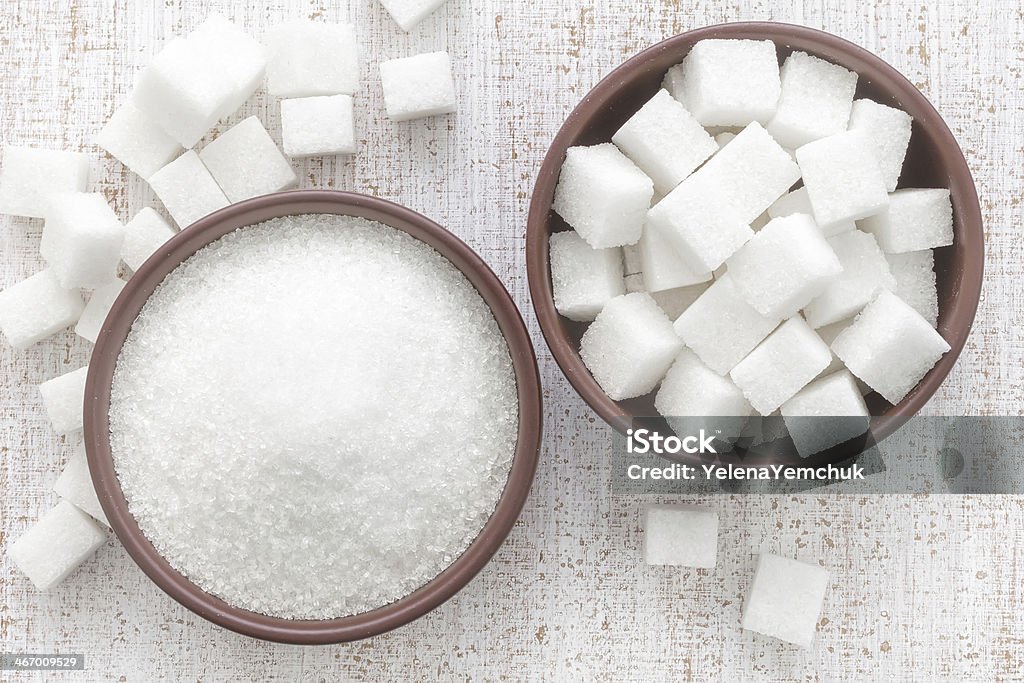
[40,193,125,289]
[553,144,654,249]
[650,283,708,320]
[75,279,126,343]
[655,348,752,442]
[8,501,108,591]
[379,0,447,31]
[134,15,268,147]
[95,100,183,179]
[675,122,801,225]
[766,51,857,149]
[815,319,852,380]
[832,290,950,404]
[380,51,457,122]
[549,231,625,322]
[643,504,719,568]
[848,99,913,192]
[674,274,781,375]
[625,273,645,293]
[54,443,109,527]
[0,270,84,350]
[676,39,781,127]
[120,207,177,272]
[859,188,953,253]
[742,553,830,648]
[638,220,712,292]
[804,230,895,329]
[149,151,230,228]
[767,187,855,237]
[199,117,297,202]
[886,250,938,327]
[727,214,842,320]
[281,95,357,157]
[796,131,890,229]
[646,178,752,272]
[0,147,89,218]
[661,63,686,102]
[39,365,89,436]
[611,89,717,195]
[580,293,683,400]
[730,317,832,415]
[781,370,870,457]
[266,21,358,97]
[622,243,643,275]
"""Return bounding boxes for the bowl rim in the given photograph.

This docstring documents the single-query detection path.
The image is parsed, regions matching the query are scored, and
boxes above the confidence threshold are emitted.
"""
[526,21,984,443]
[84,189,543,644]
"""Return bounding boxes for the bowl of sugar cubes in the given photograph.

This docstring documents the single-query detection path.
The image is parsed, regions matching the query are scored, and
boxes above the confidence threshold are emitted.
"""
[527,22,983,463]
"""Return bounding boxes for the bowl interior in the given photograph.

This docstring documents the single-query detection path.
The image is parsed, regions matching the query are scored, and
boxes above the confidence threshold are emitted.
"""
[527,22,983,464]
[84,190,542,644]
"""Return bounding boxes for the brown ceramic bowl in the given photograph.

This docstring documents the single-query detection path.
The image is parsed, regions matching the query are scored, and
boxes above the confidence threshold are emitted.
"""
[83,190,542,644]
[527,22,983,461]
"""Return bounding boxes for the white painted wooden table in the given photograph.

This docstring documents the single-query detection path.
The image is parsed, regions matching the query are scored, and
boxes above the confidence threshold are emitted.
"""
[2,1,1022,680]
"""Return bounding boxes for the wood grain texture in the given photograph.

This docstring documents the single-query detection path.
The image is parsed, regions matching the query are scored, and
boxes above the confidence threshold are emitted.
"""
[1,0,1022,680]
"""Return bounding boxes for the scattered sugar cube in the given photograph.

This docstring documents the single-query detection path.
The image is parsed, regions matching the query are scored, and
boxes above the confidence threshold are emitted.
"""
[650,283,708,320]
[266,21,358,97]
[796,131,890,229]
[859,188,953,253]
[730,317,832,415]
[655,348,752,442]
[199,117,297,202]
[611,89,717,195]
[622,243,643,275]
[281,95,357,157]
[0,270,85,350]
[674,274,781,375]
[676,39,781,127]
[642,504,719,568]
[379,0,447,31]
[832,290,950,404]
[39,365,89,436]
[624,273,645,293]
[53,443,109,526]
[580,293,683,400]
[781,370,870,457]
[121,208,177,272]
[661,63,685,102]
[134,15,268,147]
[766,51,857,149]
[75,279,126,343]
[95,100,183,179]
[742,553,830,648]
[646,178,752,272]
[549,231,625,322]
[848,98,913,192]
[674,122,801,225]
[804,230,895,328]
[0,147,89,218]
[727,214,842,320]
[8,501,108,591]
[380,51,457,122]
[40,193,125,289]
[886,250,938,327]
[638,220,713,292]
[767,187,855,237]
[553,144,654,249]
[149,151,230,228]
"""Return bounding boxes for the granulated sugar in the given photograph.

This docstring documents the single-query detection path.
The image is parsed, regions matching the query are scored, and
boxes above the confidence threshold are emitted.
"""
[109,214,519,619]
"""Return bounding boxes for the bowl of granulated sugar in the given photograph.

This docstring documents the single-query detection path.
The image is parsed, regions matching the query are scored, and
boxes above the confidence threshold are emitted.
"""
[83,190,542,644]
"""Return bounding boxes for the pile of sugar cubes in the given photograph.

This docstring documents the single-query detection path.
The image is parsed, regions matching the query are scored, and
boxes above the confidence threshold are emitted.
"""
[1,2,458,592]
[551,38,953,455]
[643,504,830,648]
